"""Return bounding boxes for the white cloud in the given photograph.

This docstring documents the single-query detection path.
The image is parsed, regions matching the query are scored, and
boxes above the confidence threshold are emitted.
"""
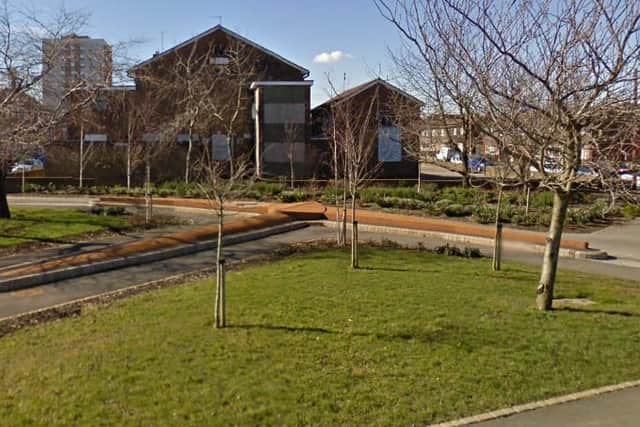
[313,50,353,64]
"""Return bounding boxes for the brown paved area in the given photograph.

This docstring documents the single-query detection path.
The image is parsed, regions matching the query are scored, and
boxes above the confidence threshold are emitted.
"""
[102,197,590,250]
[0,212,292,279]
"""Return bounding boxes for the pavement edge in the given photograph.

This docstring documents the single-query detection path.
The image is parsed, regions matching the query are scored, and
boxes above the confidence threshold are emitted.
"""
[431,380,640,426]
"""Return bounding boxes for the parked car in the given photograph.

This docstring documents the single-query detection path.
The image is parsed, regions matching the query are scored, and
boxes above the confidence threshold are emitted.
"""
[468,155,494,173]
[436,147,461,162]
[450,153,463,164]
[10,158,43,174]
[619,170,640,189]
[530,161,562,174]
[577,166,599,177]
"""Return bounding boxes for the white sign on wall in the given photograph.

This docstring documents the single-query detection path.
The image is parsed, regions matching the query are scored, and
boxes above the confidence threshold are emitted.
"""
[378,126,402,162]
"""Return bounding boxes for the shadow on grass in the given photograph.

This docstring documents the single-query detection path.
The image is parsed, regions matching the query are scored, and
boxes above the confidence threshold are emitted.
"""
[229,324,335,334]
[555,307,638,317]
[357,266,440,274]
[230,323,462,346]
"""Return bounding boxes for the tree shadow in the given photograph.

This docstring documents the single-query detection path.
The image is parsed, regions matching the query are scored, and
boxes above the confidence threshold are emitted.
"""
[357,266,439,274]
[229,324,335,334]
[555,307,638,317]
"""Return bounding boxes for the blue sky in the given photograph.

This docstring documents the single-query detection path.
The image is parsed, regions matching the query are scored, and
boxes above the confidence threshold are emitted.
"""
[54,0,406,106]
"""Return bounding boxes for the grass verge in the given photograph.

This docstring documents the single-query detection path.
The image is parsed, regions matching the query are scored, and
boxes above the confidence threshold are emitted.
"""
[1,247,639,425]
[0,208,132,248]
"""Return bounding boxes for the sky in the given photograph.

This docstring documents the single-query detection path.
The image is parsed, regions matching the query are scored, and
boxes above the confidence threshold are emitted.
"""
[49,0,407,106]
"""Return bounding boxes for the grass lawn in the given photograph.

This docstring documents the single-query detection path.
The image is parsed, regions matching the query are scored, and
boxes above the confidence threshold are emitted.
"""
[0,208,132,247]
[1,248,639,425]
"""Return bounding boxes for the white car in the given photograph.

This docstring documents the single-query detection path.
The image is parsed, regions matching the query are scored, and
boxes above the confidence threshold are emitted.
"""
[619,171,640,189]
[530,162,562,174]
[450,153,463,164]
[10,159,43,174]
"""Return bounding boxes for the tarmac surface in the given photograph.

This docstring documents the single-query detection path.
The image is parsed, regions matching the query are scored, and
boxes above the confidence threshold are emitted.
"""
[478,385,640,427]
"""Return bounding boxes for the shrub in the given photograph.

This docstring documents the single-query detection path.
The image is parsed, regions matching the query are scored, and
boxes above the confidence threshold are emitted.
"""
[109,186,130,196]
[511,212,538,226]
[105,206,126,216]
[279,190,308,203]
[531,191,555,208]
[622,203,640,219]
[444,203,472,217]
[377,197,427,210]
[321,186,344,203]
[536,208,552,226]
[89,205,104,215]
[441,187,478,204]
[252,182,285,198]
[463,247,483,258]
[473,205,496,224]
[24,183,45,193]
[434,244,482,258]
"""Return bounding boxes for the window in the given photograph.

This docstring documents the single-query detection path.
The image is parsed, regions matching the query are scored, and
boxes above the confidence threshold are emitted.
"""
[441,129,446,137]
[211,134,229,160]
[453,128,457,136]
[378,126,401,162]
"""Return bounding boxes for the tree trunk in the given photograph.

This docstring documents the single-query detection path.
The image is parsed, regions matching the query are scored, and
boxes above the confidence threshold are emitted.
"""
[333,122,342,245]
[0,174,10,219]
[350,192,358,269]
[145,157,152,224]
[215,204,225,328]
[536,190,570,311]
[492,186,503,271]
[417,162,422,193]
[79,121,85,189]
[185,131,193,184]
[126,136,132,190]
[461,148,471,187]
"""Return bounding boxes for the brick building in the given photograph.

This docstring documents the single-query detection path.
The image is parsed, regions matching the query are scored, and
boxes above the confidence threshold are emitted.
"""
[311,78,422,180]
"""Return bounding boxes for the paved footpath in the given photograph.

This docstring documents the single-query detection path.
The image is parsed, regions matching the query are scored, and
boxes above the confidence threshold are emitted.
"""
[568,218,640,269]
[478,385,640,426]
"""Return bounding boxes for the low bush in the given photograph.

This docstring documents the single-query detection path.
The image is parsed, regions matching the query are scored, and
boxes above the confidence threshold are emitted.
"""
[444,203,472,217]
[105,206,126,216]
[530,191,555,208]
[472,205,496,224]
[377,197,428,210]
[434,244,482,258]
[279,190,308,203]
[622,203,640,219]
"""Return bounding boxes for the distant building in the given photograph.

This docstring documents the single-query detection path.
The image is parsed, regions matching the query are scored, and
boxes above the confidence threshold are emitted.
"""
[42,34,112,108]
[311,78,422,180]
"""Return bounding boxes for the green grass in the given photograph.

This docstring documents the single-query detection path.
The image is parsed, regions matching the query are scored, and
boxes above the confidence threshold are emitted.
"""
[1,248,640,425]
[0,208,131,247]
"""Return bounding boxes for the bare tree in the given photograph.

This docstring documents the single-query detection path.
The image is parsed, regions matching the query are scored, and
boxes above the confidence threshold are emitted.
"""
[378,0,640,310]
[129,74,173,223]
[169,39,223,184]
[284,121,298,189]
[330,84,381,269]
[377,0,483,186]
[193,41,256,328]
[0,1,95,218]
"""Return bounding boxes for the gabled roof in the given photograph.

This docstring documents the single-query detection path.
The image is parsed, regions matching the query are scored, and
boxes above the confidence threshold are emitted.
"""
[130,25,309,76]
[314,78,423,110]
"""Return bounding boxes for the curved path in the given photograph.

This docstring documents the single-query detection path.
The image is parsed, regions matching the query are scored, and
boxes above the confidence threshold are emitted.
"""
[1,194,638,321]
